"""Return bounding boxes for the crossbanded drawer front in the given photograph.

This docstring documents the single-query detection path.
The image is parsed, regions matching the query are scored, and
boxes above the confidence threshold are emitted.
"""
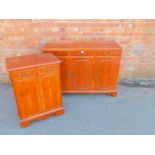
[96,49,121,56]
[70,50,96,56]
[37,65,57,76]
[10,68,36,81]
[45,51,69,57]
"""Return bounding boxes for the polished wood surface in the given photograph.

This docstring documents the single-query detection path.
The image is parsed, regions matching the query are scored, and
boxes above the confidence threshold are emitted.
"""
[43,40,122,96]
[6,53,61,71]
[43,40,122,51]
[6,53,64,127]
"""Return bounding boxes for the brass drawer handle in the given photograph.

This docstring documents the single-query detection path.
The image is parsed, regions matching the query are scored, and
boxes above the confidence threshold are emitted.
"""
[18,72,30,78]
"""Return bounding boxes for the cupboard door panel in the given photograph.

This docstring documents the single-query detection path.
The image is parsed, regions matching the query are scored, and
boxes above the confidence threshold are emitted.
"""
[70,58,94,90]
[13,79,39,119]
[94,58,119,89]
[37,65,62,112]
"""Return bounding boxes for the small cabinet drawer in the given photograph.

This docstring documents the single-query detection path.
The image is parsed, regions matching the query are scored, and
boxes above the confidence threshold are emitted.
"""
[37,65,57,76]
[70,50,96,56]
[44,51,69,57]
[10,68,36,81]
[96,49,121,56]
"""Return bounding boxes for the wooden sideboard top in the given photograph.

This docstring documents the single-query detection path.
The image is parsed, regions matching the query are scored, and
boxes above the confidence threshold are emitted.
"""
[43,40,122,51]
[6,53,61,71]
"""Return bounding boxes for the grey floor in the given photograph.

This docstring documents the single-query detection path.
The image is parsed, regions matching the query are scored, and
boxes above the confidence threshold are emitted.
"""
[0,84,155,135]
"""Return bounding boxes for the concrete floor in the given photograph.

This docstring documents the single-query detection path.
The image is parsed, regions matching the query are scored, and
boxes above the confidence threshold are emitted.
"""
[0,84,155,135]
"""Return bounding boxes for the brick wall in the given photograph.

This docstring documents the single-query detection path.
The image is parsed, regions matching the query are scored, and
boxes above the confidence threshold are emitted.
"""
[0,19,155,83]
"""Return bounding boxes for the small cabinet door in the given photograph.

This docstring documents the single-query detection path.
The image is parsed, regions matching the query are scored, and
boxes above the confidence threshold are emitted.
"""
[37,64,62,112]
[59,57,70,90]
[13,79,39,119]
[94,58,119,89]
[70,57,94,90]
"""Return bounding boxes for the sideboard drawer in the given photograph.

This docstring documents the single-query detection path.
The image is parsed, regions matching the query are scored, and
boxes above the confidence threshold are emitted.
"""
[37,64,57,76]
[70,50,96,56]
[10,68,36,81]
[96,49,121,56]
[46,51,69,57]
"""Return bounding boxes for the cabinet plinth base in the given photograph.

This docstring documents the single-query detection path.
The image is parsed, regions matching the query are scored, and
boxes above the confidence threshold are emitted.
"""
[20,121,31,128]
[19,106,64,128]
[110,92,118,97]
[56,109,65,116]
[62,90,118,96]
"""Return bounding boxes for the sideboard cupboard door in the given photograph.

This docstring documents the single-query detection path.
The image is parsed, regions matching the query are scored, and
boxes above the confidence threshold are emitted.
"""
[13,79,39,119]
[70,58,94,90]
[59,57,70,90]
[94,58,119,90]
[37,64,62,112]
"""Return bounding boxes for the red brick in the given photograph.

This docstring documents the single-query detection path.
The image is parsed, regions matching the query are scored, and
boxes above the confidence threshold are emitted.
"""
[55,23,69,27]
[70,23,86,27]
[69,32,82,36]
[95,32,108,36]
[70,27,79,32]
[80,27,98,32]
[82,32,94,36]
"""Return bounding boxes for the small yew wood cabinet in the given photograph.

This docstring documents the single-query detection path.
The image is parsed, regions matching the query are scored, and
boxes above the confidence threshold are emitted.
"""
[6,53,64,127]
[43,40,122,96]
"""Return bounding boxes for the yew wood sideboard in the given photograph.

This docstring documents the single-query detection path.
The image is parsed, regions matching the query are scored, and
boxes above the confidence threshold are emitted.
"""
[6,53,64,127]
[43,40,122,96]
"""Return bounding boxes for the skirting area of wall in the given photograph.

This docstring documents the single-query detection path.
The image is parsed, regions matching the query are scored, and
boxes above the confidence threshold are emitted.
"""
[0,19,155,84]
[119,78,155,88]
